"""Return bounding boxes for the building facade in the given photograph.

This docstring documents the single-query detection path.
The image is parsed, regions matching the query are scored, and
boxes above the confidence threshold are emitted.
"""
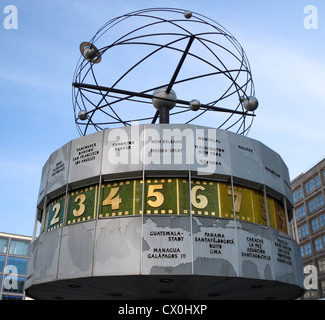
[291,158,325,299]
[0,232,32,300]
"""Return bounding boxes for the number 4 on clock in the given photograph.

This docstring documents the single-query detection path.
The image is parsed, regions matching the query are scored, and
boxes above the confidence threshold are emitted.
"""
[102,187,122,210]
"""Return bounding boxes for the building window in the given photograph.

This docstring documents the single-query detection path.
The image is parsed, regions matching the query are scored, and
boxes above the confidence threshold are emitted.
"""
[306,243,312,255]
[293,188,303,203]
[9,239,29,256]
[321,280,325,295]
[318,258,325,273]
[316,195,324,207]
[0,255,5,273]
[301,243,312,257]
[315,237,324,252]
[309,199,316,212]
[308,195,324,213]
[0,238,8,254]
[306,181,313,194]
[312,215,325,232]
[6,257,28,275]
[313,176,320,188]
[305,176,320,195]
[312,218,320,231]
[298,224,309,239]
[1,295,23,300]
[320,215,325,228]
[295,206,306,221]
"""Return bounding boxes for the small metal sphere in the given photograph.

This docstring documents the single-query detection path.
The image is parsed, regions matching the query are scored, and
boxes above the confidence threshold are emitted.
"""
[152,87,177,110]
[83,47,97,61]
[184,10,192,19]
[190,99,201,111]
[78,110,88,120]
[244,96,259,112]
[79,42,102,64]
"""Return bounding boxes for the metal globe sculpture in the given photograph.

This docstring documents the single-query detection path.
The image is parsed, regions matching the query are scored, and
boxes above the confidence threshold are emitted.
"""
[72,8,257,136]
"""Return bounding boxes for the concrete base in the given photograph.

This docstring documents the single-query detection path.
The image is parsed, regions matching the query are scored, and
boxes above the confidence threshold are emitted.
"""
[25,217,305,300]
[26,274,304,300]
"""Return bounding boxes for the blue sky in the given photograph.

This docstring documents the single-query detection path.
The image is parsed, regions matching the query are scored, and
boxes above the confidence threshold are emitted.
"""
[1,0,325,236]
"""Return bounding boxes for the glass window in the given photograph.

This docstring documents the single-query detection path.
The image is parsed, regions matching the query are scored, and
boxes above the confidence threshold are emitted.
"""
[293,188,303,203]
[1,295,23,300]
[9,239,30,256]
[305,243,312,256]
[316,195,324,207]
[302,224,309,237]
[306,181,313,194]
[0,238,8,254]
[295,206,306,221]
[315,238,323,251]
[305,177,320,195]
[309,196,324,213]
[312,218,320,231]
[301,243,312,257]
[318,258,325,273]
[2,276,25,294]
[320,215,325,228]
[6,257,28,275]
[298,224,309,239]
[0,255,5,273]
[313,176,320,188]
[309,199,317,212]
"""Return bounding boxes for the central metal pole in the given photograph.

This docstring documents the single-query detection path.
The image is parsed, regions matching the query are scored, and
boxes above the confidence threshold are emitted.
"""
[159,106,170,124]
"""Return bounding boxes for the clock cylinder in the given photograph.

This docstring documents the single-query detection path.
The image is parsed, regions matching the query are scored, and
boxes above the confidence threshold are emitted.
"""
[25,124,305,300]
